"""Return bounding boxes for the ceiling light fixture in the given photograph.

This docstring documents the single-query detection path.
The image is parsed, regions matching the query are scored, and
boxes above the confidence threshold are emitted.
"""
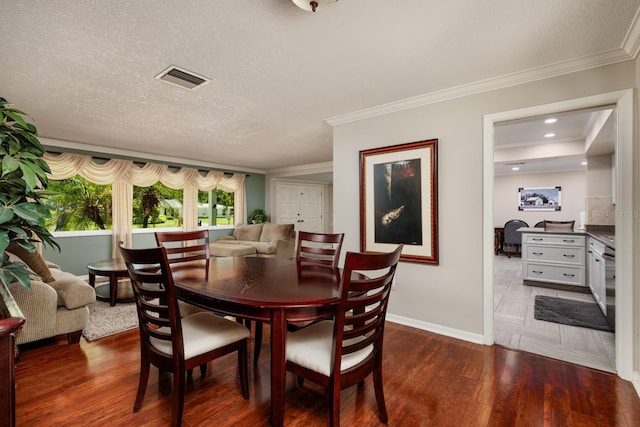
[511,167,520,171]
[544,133,556,138]
[292,0,338,12]
[544,118,557,124]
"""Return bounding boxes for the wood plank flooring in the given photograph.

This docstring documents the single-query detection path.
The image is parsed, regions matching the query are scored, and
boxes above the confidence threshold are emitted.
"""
[494,255,615,372]
[14,320,640,426]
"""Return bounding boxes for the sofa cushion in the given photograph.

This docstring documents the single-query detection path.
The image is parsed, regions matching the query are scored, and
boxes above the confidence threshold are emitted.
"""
[259,222,295,242]
[6,243,55,282]
[233,223,264,241]
[251,242,278,255]
[49,269,97,310]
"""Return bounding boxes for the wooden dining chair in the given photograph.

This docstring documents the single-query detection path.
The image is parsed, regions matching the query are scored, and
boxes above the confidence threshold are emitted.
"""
[154,229,211,279]
[285,244,403,427]
[118,243,250,427]
[253,231,346,365]
[296,231,345,268]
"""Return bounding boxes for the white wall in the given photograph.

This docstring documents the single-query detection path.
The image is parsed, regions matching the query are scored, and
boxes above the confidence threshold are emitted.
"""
[494,170,586,228]
[332,60,637,342]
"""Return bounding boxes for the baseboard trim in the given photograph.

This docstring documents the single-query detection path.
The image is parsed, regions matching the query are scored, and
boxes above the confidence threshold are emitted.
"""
[386,313,485,345]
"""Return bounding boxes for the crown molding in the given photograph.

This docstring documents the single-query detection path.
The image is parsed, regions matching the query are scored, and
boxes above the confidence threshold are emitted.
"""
[326,48,634,127]
[266,161,333,176]
[40,137,265,174]
[622,6,640,58]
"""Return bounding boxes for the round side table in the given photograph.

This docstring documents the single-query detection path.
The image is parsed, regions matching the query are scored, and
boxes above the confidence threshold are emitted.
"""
[87,259,133,306]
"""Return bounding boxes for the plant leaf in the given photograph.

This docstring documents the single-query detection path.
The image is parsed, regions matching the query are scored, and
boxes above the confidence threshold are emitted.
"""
[0,206,14,224]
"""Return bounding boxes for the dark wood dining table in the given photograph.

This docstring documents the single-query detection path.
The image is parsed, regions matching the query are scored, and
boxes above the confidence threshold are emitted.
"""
[172,256,343,426]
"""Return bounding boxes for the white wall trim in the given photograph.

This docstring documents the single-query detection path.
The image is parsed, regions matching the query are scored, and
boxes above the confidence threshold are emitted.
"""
[327,49,633,126]
[387,314,485,345]
[483,89,635,382]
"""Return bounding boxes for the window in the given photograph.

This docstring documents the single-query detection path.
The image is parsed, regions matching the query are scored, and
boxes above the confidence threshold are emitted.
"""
[133,182,183,228]
[46,176,112,231]
[197,189,235,226]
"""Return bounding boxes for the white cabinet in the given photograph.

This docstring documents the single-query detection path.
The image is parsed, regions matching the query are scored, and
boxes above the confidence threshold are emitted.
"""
[587,237,607,314]
[522,232,586,287]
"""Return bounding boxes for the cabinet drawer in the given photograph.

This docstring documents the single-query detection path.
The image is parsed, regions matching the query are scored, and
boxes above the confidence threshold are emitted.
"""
[524,245,584,265]
[524,233,585,247]
[524,234,585,246]
[524,262,585,286]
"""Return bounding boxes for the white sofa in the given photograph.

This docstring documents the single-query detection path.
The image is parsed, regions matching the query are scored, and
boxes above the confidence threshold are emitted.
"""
[213,222,296,259]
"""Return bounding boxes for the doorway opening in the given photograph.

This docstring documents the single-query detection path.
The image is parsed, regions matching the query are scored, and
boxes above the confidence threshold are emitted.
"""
[482,90,634,380]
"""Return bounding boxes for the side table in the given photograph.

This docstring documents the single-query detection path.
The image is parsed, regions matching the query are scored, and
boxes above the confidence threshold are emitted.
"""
[87,259,133,306]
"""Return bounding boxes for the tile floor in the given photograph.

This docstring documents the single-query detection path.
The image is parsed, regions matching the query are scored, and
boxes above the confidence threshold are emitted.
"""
[493,255,616,373]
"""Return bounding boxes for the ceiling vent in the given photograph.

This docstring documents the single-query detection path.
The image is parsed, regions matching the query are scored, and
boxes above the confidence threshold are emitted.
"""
[154,65,210,89]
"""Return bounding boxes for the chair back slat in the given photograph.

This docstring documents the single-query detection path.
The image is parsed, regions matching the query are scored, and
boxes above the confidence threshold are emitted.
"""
[118,243,184,358]
[296,231,345,268]
[155,230,211,276]
[333,245,402,362]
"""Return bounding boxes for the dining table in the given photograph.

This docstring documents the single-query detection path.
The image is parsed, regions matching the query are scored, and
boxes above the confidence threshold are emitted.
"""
[171,255,344,426]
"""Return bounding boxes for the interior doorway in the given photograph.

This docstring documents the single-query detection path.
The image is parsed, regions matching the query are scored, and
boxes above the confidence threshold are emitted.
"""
[482,90,634,381]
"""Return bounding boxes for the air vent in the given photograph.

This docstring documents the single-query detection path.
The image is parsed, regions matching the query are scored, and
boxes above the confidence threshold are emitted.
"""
[154,65,210,89]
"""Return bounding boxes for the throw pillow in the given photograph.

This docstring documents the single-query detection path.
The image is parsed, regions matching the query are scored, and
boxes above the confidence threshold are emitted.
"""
[6,243,55,282]
[233,223,264,241]
[260,222,295,242]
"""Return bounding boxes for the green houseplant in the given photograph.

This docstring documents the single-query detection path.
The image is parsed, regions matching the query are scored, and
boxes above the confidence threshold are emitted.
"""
[0,97,58,289]
[247,208,268,224]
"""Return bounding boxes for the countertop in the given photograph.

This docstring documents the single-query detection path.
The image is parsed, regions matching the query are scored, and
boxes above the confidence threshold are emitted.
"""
[518,227,615,250]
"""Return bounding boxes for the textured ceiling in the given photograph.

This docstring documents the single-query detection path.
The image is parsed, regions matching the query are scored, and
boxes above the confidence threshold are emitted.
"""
[1,0,639,173]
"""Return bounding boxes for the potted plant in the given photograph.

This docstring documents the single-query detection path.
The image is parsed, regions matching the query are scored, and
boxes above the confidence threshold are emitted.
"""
[247,208,268,224]
[0,97,58,290]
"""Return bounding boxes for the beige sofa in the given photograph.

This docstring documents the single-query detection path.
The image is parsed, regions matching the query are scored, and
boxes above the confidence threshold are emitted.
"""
[214,222,296,259]
[7,247,96,345]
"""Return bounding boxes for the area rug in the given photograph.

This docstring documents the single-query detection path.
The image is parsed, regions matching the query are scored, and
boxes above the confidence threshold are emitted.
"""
[534,295,614,332]
[82,300,138,341]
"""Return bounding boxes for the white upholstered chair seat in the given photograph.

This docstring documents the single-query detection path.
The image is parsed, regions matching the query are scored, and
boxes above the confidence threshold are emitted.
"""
[286,320,373,377]
[151,312,251,360]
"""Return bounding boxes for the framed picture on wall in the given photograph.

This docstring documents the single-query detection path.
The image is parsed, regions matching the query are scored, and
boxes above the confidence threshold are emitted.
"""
[518,186,562,211]
[359,139,439,264]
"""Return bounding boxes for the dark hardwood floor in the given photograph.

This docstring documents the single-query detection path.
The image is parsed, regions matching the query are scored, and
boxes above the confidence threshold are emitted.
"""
[14,322,640,426]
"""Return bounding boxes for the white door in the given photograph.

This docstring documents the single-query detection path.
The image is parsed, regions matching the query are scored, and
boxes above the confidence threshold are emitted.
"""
[275,182,324,233]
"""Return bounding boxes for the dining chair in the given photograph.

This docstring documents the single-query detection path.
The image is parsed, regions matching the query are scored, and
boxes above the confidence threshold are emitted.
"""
[543,219,575,232]
[285,244,403,427]
[503,219,529,257]
[155,229,214,317]
[296,231,345,268]
[154,229,211,279]
[118,243,250,427]
[253,231,345,365]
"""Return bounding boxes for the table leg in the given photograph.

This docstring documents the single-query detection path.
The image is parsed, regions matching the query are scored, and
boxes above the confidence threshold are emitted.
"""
[88,271,96,288]
[109,272,118,307]
[270,309,286,427]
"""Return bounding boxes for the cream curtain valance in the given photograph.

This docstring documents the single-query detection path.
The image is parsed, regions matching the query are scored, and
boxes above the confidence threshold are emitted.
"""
[43,152,247,257]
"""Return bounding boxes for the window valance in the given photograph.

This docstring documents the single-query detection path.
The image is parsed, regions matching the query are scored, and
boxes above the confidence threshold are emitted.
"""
[43,152,246,257]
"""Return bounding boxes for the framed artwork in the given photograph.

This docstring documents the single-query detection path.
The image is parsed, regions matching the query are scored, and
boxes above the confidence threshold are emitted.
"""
[359,139,438,264]
[518,186,562,211]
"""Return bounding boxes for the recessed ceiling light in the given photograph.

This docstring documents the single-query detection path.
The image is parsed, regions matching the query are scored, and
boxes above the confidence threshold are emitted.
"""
[582,161,588,166]
[544,133,556,138]
[511,167,520,171]
[544,118,557,124]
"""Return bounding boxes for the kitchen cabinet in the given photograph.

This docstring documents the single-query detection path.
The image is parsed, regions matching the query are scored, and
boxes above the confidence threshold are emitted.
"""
[521,230,586,287]
[587,236,614,316]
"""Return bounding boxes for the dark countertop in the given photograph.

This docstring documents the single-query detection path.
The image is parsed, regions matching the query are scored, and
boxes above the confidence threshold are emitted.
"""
[518,227,615,250]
